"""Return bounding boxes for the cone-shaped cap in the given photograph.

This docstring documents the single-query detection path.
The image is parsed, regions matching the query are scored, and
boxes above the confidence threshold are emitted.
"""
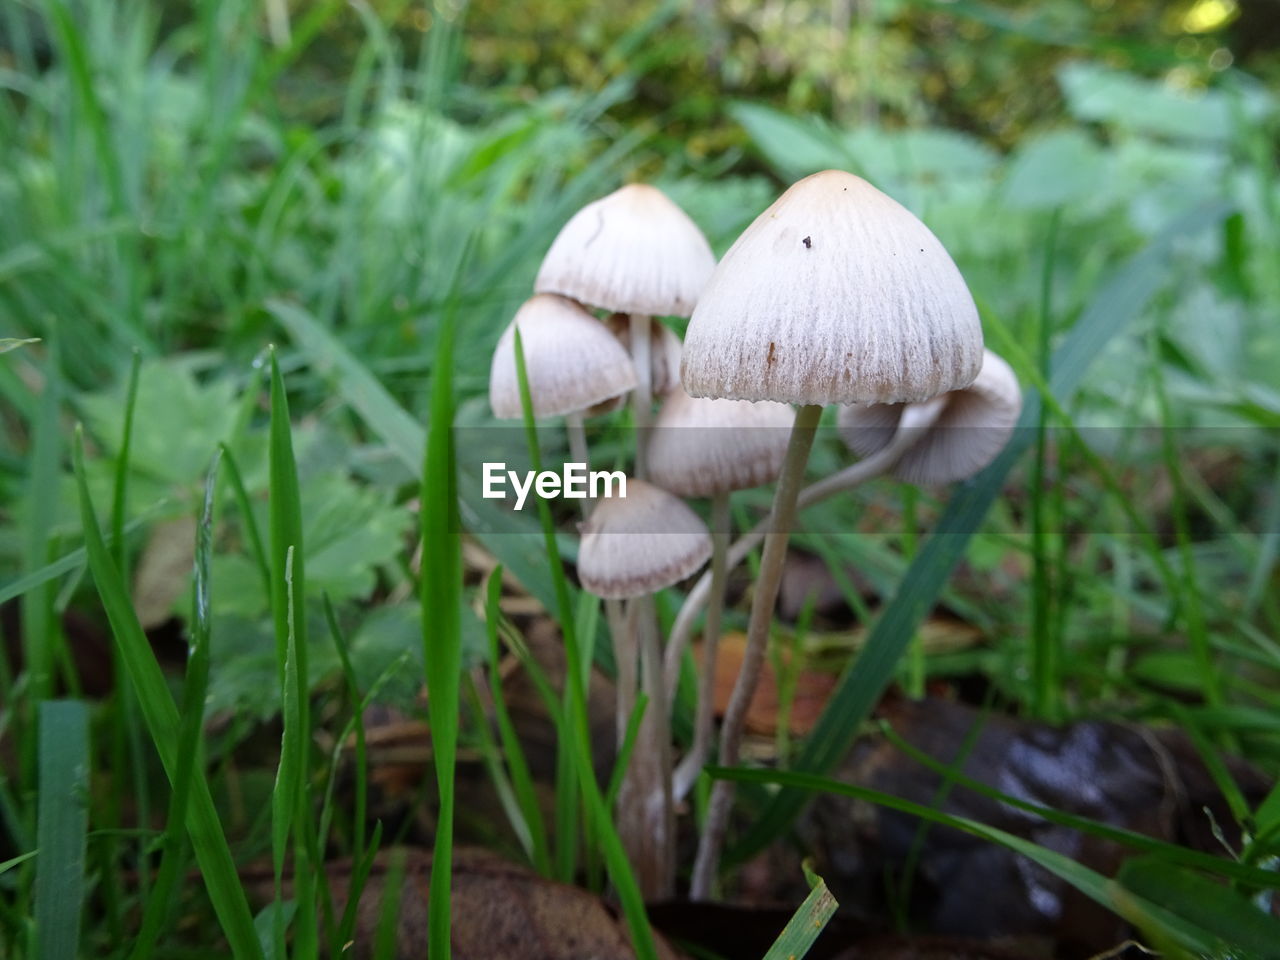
[647,389,795,498]
[682,170,983,406]
[577,479,712,599]
[535,184,717,318]
[838,349,1021,485]
[490,294,637,419]
[605,313,684,397]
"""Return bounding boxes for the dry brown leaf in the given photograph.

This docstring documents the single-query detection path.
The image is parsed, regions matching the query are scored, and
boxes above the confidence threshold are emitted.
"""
[701,632,836,736]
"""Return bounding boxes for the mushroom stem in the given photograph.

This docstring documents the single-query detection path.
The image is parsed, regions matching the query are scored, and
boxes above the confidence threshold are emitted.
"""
[616,595,675,898]
[614,599,639,755]
[564,410,591,518]
[690,403,823,900]
[672,490,731,801]
[629,313,652,478]
[663,397,945,706]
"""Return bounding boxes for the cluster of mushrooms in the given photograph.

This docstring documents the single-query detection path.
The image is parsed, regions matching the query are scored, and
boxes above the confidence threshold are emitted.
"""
[488,171,1023,901]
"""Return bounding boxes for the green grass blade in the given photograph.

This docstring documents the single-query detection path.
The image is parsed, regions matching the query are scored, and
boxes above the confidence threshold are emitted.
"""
[484,568,551,875]
[219,442,271,599]
[761,869,838,960]
[73,429,263,959]
[34,700,90,960]
[511,329,657,959]
[421,273,464,960]
[130,452,222,960]
[879,722,1280,888]
[267,348,316,957]
[266,298,557,614]
[713,766,1223,956]
[730,200,1235,864]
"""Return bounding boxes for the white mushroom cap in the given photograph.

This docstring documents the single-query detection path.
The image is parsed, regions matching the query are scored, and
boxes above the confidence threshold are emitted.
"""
[647,388,795,498]
[605,313,684,397]
[577,479,712,599]
[838,349,1022,485]
[681,169,983,406]
[490,294,638,419]
[535,184,717,318]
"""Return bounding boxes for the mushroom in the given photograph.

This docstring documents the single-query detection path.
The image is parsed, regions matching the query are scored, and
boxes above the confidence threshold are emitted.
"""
[681,169,983,899]
[536,184,716,477]
[838,349,1022,486]
[646,388,795,802]
[489,293,637,487]
[604,312,685,398]
[578,478,712,899]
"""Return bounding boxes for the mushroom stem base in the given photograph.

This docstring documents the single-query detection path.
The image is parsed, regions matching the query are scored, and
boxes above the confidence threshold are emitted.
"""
[690,403,822,901]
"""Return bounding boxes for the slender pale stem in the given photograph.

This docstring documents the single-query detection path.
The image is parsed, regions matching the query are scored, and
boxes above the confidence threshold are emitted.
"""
[565,410,591,519]
[663,397,945,702]
[616,595,674,898]
[614,599,639,753]
[629,314,652,478]
[638,594,675,897]
[690,403,822,900]
[673,490,731,800]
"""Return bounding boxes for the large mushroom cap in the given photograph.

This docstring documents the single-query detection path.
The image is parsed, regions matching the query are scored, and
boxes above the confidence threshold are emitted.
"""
[681,169,983,406]
[535,184,717,318]
[577,478,712,599]
[647,388,795,498]
[838,348,1022,485]
[489,294,637,420]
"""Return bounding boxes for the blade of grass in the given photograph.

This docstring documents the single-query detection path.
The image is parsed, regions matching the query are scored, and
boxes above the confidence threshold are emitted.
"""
[421,266,464,960]
[33,700,90,960]
[73,428,263,959]
[512,329,658,958]
[761,867,838,960]
[730,200,1235,865]
[266,298,557,615]
[267,348,316,958]
[130,452,221,960]
[105,347,143,942]
[714,765,1222,956]
[483,568,551,875]
[219,442,271,599]
[879,721,1280,888]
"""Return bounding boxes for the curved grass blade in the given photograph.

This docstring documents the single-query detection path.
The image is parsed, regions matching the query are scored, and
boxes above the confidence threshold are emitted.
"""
[72,428,263,959]
[483,568,551,875]
[713,766,1224,957]
[129,451,222,960]
[730,200,1235,865]
[512,329,658,959]
[879,722,1280,888]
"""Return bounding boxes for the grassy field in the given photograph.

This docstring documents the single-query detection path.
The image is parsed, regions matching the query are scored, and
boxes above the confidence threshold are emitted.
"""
[3,1,1280,957]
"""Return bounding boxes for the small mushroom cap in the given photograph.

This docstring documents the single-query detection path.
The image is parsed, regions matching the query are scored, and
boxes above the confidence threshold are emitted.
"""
[535,184,717,318]
[647,388,795,498]
[681,169,983,406]
[490,294,637,419]
[604,313,684,397]
[838,349,1022,485]
[577,478,712,599]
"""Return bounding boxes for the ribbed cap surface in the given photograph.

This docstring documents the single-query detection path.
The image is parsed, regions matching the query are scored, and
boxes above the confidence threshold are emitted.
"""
[577,479,712,599]
[682,170,983,405]
[489,294,637,419]
[838,349,1022,485]
[535,184,717,317]
[647,389,795,497]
